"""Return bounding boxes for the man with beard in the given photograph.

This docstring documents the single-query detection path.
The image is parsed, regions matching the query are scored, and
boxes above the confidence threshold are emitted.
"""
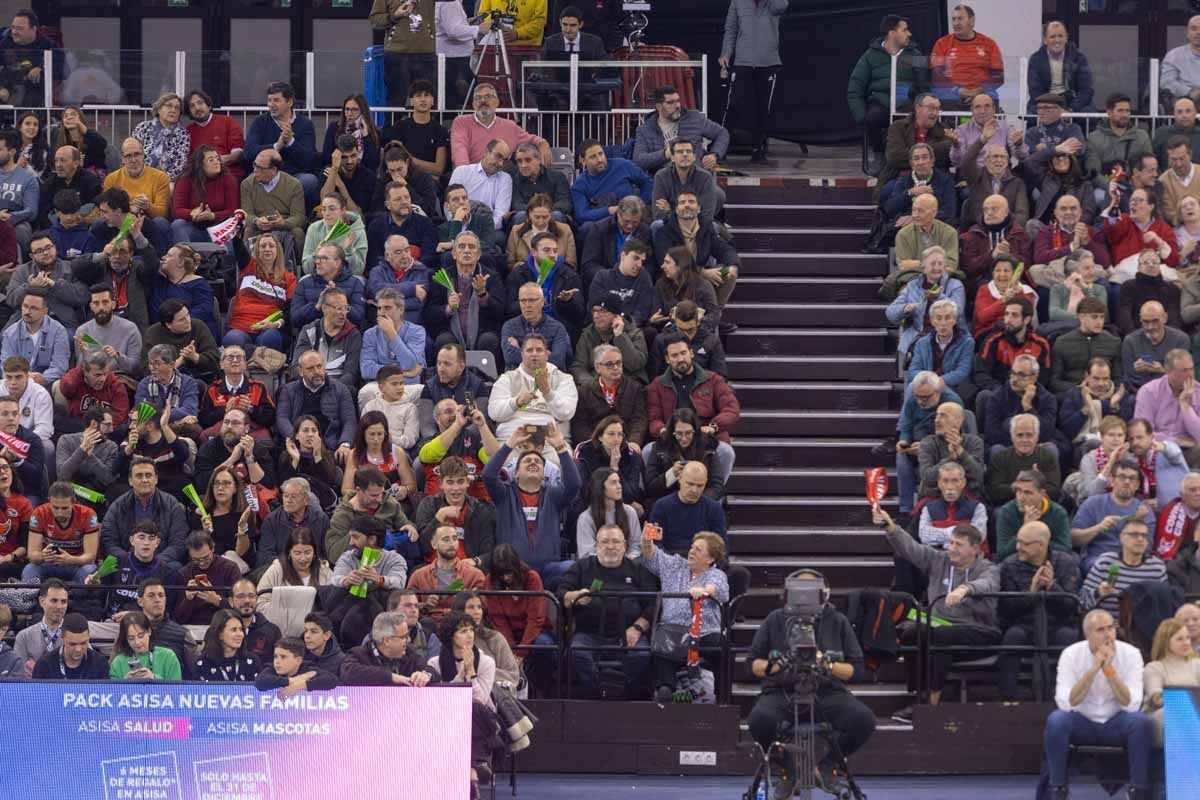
[970,297,1052,404]
[73,283,140,376]
[227,576,282,661]
[100,457,189,569]
[22,481,99,584]
[572,140,653,234]
[193,407,275,498]
[407,523,487,621]
[56,407,119,492]
[652,191,740,316]
[422,341,487,406]
[324,516,409,645]
[1072,458,1158,574]
[449,83,551,169]
[174,530,242,626]
[341,610,435,686]
[321,134,376,217]
[275,350,357,455]
[185,89,245,182]
[74,205,157,330]
[0,130,38,255]
[366,183,437,267]
[414,456,496,570]
[326,466,418,563]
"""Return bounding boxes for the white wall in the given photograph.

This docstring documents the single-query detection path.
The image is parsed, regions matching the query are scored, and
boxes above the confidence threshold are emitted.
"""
[946,0,1043,112]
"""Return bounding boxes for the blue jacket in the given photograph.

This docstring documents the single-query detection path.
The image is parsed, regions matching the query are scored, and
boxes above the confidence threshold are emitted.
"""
[499,314,572,371]
[482,443,581,570]
[1027,43,1095,113]
[983,384,1059,450]
[897,387,962,442]
[133,372,202,422]
[906,327,973,391]
[50,219,96,259]
[1058,385,1135,441]
[360,320,427,383]
[365,260,431,325]
[243,113,317,176]
[291,263,366,328]
[275,378,357,451]
[365,213,438,268]
[880,170,958,225]
[149,276,217,341]
[571,159,653,224]
[885,272,968,356]
[0,317,69,382]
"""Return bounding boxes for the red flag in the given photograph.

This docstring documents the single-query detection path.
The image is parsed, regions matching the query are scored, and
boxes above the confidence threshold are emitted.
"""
[865,468,888,510]
[686,597,703,668]
[0,431,30,458]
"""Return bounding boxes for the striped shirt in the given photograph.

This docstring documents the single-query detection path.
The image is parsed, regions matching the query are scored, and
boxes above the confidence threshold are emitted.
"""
[1079,552,1167,613]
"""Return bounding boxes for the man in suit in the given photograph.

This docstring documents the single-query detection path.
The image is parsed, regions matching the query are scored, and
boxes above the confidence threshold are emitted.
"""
[539,6,611,111]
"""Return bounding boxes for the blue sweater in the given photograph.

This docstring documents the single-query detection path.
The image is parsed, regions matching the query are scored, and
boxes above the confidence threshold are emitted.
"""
[897,386,962,442]
[571,159,653,224]
[1072,492,1157,575]
[360,321,427,383]
[365,213,439,268]
[50,219,96,259]
[291,265,366,328]
[906,328,973,390]
[243,113,317,176]
[0,164,38,225]
[588,266,655,329]
[648,493,728,553]
[365,261,431,325]
[149,277,217,341]
[482,443,581,569]
[499,314,572,371]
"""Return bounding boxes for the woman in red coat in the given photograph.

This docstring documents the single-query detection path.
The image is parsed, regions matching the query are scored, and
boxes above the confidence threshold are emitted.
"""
[972,254,1038,336]
[171,145,239,245]
[1102,186,1179,277]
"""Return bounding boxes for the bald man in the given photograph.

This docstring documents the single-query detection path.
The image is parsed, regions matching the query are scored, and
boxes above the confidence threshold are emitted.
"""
[1120,299,1189,392]
[100,137,172,252]
[996,521,1080,701]
[959,193,1033,290]
[917,401,985,497]
[1041,608,1151,799]
[894,192,960,271]
[240,147,307,247]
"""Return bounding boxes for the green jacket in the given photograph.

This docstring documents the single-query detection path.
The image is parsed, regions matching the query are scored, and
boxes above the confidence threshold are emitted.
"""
[1049,328,1122,394]
[109,647,183,681]
[326,495,413,564]
[995,498,1072,562]
[570,320,649,385]
[846,39,929,123]
[1085,120,1152,178]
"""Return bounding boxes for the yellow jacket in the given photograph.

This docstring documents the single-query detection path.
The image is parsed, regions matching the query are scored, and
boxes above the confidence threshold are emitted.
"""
[478,0,547,46]
[102,166,171,219]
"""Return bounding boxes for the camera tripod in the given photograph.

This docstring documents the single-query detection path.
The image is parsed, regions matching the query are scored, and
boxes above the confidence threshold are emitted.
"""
[466,23,517,112]
[744,677,866,800]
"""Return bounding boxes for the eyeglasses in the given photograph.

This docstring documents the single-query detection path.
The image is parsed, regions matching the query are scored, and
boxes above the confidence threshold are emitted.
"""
[212,479,235,488]
[221,354,245,362]
[29,245,54,255]
[597,360,623,368]
[1011,371,1036,378]
[912,391,939,401]
[313,255,337,262]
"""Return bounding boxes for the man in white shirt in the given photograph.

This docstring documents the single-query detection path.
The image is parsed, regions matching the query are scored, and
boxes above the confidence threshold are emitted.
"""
[1042,608,1152,800]
[3,354,52,451]
[448,138,512,231]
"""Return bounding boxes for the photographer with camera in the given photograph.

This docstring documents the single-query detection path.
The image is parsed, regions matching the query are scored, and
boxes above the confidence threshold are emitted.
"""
[747,569,875,798]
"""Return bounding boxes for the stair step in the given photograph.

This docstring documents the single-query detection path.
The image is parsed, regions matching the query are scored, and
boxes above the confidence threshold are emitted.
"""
[724,203,875,227]
[728,525,894,555]
[729,381,894,411]
[733,227,869,253]
[723,183,876,205]
[726,355,895,381]
[733,438,891,468]
[731,554,895,590]
[725,328,890,357]
[735,276,882,303]
[727,468,897,496]
[725,303,889,327]
[740,252,887,277]
[735,410,896,437]
[727,495,897,526]
[729,681,914,717]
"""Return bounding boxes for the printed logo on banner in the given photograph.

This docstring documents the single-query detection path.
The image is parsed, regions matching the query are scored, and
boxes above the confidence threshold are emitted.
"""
[101,751,182,800]
[194,752,274,800]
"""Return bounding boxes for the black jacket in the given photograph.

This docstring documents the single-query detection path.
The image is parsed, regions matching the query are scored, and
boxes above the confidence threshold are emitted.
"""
[558,555,660,637]
[413,493,498,570]
[580,215,654,283]
[1026,43,1095,113]
[749,605,865,694]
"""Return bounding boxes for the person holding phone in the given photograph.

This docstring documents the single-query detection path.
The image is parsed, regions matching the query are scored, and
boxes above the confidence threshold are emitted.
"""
[108,610,183,681]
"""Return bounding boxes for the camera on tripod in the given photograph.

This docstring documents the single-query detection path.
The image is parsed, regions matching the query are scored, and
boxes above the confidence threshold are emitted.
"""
[470,8,516,28]
[768,573,842,688]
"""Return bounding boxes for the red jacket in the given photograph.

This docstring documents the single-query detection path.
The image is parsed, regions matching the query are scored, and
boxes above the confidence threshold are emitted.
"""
[58,366,131,426]
[1033,222,1112,267]
[484,568,548,658]
[958,223,1033,287]
[187,115,246,182]
[407,559,487,621]
[172,171,240,223]
[1103,213,1179,267]
[646,366,741,443]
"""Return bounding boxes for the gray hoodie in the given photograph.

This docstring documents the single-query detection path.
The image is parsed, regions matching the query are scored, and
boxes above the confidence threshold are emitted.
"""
[887,523,1000,631]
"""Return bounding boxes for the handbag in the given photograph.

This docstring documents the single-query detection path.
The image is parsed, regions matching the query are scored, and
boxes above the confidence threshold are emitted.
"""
[650,622,695,662]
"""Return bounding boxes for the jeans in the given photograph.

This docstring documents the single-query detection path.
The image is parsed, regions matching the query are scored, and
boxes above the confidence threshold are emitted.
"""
[293,172,320,211]
[570,631,650,692]
[642,441,735,485]
[171,218,213,244]
[223,327,285,354]
[143,216,173,254]
[1043,709,1153,789]
[22,560,98,584]
[536,559,573,593]
[896,450,917,514]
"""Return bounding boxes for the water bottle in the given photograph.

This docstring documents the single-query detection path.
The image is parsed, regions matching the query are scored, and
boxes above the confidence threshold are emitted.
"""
[755,782,766,800]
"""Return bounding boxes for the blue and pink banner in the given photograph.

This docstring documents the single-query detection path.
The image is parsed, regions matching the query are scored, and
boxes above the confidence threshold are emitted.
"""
[0,682,473,799]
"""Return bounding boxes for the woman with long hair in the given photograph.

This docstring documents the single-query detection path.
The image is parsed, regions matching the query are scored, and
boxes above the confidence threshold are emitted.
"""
[652,246,720,333]
[370,143,440,220]
[194,609,260,682]
[257,527,332,618]
[15,111,47,177]
[108,611,183,680]
[170,145,239,244]
[51,105,108,173]
[132,92,191,181]
[151,243,219,339]
[430,610,501,789]
[1029,152,1096,225]
[1143,618,1200,744]
[576,467,640,559]
[278,414,344,494]
[643,408,724,507]
[322,93,381,173]
[451,590,520,686]
[301,193,367,276]
[225,231,296,353]
[0,460,32,581]
[196,465,255,563]
[506,193,577,270]
[484,544,551,672]
[340,410,417,501]
[574,415,644,512]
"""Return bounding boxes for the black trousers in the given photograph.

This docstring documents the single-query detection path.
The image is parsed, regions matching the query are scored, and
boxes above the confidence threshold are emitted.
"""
[900,622,999,693]
[997,623,1079,700]
[732,65,781,150]
[747,688,876,762]
[863,103,891,153]
[385,52,437,108]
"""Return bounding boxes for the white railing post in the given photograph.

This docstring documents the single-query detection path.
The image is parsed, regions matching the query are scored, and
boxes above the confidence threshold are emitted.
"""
[175,51,186,100]
[1150,57,1161,116]
[437,53,447,112]
[700,53,708,117]
[42,49,52,111]
[890,52,898,116]
[569,53,579,112]
[1018,56,1029,119]
[305,52,316,111]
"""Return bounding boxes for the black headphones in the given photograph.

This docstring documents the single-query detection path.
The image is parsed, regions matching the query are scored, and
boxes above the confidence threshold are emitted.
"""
[785,568,831,607]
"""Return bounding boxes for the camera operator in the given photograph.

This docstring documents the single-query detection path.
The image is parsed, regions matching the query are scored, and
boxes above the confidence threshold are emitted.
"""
[747,569,876,797]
